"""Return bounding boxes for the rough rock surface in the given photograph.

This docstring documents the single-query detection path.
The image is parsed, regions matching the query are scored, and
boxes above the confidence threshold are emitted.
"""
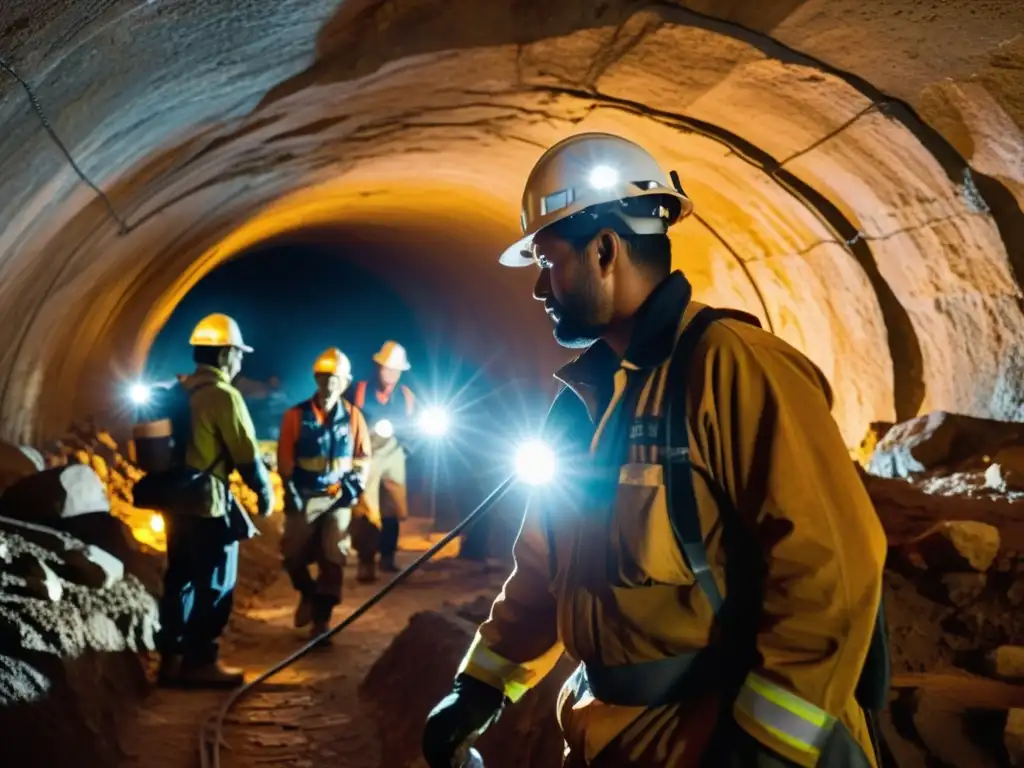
[906,520,1002,573]
[1008,708,1024,767]
[868,411,1024,479]
[0,2,1022,447]
[0,440,44,492]
[0,463,110,520]
[362,609,573,768]
[988,647,1024,683]
[0,515,158,767]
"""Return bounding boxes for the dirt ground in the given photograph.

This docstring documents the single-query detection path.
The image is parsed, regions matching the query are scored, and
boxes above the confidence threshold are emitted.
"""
[119,549,504,768]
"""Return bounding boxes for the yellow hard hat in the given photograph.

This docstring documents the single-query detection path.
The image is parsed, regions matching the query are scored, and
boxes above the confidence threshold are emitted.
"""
[313,347,352,377]
[373,341,411,371]
[499,132,694,267]
[189,313,252,352]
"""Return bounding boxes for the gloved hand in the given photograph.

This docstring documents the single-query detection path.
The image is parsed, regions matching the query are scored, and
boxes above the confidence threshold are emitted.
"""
[422,674,506,768]
[338,471,365,508]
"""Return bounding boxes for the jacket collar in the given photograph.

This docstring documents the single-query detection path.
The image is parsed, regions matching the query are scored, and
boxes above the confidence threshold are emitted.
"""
[187,364,230,388]
[554,270,693,396]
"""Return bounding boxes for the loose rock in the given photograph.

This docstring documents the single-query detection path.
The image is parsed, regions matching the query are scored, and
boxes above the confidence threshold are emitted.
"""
[987,647,1024,682]
[869,412,1024,479]
[1007,709,1024,767]
[941,572,987,607]
[59,546,124,590]
[911,521,1001,572]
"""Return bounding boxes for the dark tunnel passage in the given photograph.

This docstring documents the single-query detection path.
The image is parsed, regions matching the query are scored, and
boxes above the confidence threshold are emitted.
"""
[0,0,1022,448]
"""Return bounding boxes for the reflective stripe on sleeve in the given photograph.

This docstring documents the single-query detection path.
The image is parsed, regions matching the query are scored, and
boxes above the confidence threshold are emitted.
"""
[459,642,532,702]
[734,673,835,760]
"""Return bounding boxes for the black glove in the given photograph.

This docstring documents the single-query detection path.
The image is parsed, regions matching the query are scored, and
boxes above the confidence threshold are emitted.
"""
[422,674,506,768]
[338,471,365,508]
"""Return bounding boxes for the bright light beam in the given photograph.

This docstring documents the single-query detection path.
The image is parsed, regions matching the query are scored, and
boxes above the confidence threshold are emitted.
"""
[374,419,395,439]
[514,439,556,486]
[129,383,151,406]
[418,406,450,438]
[588,164,619,190]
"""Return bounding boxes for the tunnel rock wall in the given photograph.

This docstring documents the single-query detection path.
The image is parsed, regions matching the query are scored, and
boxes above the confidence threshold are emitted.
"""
[0,0,1022,445]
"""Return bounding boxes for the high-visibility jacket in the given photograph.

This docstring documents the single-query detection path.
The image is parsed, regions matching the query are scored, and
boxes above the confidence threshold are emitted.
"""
[458,272,886,767]
[182,365,269,518]
[352,381,415,444]
[278,397,371,495]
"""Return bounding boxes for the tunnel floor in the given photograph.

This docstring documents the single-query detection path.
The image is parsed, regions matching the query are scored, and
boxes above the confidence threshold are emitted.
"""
[120,543,501,768]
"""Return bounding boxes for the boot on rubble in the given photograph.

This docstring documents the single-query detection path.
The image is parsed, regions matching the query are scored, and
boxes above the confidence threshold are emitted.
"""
[157,653,183,687]
[379,554,399,573]
[293,593,314,628]
[356,561,377,583]
[178,659,245,689]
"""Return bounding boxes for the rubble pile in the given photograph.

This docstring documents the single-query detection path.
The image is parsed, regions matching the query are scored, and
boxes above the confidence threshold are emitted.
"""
[864,411,1024,766]
[0,510,158,765]
[361,609,572,768]
[40,425,285,551]
[0,426,285,766]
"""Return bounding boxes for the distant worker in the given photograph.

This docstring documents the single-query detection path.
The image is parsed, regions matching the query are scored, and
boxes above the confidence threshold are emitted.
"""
[349,341,416,582]
[422,134,889,767]
[157,313,274,689]
[277,348,371,641]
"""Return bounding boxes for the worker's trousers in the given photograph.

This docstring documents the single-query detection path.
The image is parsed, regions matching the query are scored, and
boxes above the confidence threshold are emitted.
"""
[281,496,351,618]
[157,514,239,664]
[353,436,407,563]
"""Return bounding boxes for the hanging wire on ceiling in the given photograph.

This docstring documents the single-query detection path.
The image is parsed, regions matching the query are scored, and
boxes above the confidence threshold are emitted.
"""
[0,53,130,234]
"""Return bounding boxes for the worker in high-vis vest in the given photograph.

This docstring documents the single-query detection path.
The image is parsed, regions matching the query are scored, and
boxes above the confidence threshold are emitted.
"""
[277,348,371,641]
[349,341,416,582]
[422,134,888,767]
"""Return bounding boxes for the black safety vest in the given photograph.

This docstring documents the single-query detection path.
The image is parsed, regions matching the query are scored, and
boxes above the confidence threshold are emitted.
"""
[292,398,353,494]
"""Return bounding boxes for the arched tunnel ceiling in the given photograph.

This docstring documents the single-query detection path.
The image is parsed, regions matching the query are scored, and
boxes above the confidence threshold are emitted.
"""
[0,0,1023,445]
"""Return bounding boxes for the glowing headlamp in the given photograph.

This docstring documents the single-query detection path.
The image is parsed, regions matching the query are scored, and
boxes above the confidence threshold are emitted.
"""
[418,406,450,438]
[150,513,165,534]
[374,419,395,439]
[514,439,556,486]
[588,165,619,190]
[129,383,152,406]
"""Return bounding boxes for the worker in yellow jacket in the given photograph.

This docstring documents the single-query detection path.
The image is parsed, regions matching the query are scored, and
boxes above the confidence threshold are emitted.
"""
[156,313,273,689]
[422,134,888,767]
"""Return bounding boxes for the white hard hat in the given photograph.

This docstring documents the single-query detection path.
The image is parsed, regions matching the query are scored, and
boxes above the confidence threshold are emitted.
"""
[499,132,694,267]
[373,341,411,371]
[189,313,253,352]
[313,347,352,377]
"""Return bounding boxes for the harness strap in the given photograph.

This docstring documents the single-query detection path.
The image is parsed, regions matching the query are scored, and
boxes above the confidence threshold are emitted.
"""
[578,307,759,706]
[663,307,756,613]
[580,652,703,708]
